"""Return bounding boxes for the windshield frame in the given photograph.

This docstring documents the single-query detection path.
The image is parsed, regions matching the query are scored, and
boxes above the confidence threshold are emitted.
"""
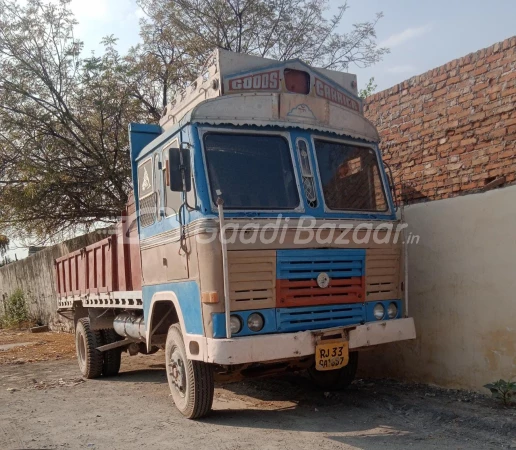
[199,127,304,213]
[310,135,393,216]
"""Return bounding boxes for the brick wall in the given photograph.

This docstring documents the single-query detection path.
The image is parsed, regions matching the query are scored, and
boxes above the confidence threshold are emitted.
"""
[364,36,516,204]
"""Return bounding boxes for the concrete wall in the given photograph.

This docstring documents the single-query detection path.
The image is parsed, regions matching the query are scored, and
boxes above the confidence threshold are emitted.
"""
[360,184,516,390]
[0,230,109,331]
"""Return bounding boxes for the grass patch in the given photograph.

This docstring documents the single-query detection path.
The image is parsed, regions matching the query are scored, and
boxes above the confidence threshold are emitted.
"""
[0,289,32,329]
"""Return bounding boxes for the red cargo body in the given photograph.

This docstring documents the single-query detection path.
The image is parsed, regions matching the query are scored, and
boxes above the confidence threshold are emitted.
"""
[55,205,142,301]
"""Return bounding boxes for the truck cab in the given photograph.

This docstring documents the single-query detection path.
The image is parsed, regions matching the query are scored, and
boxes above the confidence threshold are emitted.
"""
[57,49,415,419]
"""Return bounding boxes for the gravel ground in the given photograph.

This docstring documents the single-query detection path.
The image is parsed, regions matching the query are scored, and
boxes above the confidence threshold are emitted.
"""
[0,331,515,450]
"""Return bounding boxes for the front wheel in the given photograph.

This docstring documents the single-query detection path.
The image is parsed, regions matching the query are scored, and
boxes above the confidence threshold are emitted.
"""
[308,351,358,390]
[165,324,214,419]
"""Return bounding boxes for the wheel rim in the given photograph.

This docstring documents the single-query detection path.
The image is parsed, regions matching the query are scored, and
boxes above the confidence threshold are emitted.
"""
[168,346,186,398]
[77,331,86,371]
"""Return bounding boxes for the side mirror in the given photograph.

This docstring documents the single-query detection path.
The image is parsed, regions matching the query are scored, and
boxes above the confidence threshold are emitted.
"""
[168,147,192,192]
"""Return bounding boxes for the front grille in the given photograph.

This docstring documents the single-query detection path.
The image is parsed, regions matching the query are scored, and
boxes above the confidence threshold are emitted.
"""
[276,303,364,333]
[276,249,365,307]
[365,248,401,301]
[228,250,276,310]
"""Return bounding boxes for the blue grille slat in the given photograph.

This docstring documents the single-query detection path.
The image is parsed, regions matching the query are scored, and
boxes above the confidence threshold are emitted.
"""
[277,249,365,280]
[278,262,362,271]
[276,303,365,332]
[277,249,366,258]
[278,310,362,322]
[280,269,362,279]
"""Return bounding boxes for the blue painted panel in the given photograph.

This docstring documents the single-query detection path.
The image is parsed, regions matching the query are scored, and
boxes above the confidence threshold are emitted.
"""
[142,281,204,335]
[212,309,277,338]
[276,303,364,333]
[276,249,365,280]
[128,123,161,234]
[364,299,402,322]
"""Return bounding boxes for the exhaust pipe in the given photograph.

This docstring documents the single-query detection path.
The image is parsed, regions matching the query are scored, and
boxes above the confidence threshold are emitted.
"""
[113,313,145,341]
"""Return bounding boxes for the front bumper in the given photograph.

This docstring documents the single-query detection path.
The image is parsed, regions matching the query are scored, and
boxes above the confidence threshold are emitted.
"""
[197,317,416,365]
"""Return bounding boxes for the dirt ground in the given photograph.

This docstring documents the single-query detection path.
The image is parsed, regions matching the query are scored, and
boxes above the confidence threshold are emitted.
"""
[0,329,76,365]
[0,330,515,450]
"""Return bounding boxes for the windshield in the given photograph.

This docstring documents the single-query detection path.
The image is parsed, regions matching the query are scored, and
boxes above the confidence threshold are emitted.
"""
[203,133,299,210]
[314,139,388,212]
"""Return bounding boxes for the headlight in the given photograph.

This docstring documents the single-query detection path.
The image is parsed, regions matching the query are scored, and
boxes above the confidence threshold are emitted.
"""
[387,302,398,319]
[373,303,385,320]
[247,313,265,332]
[229,315,242,334]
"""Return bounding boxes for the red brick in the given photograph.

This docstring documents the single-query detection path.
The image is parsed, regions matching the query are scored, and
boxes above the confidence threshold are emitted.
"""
[468,112,486,122]
[501,87,516,98]
[472,66,488,76]
[446,76,461,86]
[460,64,475,74]
[498,150,515,159]
[448,106,463,114]
[460,137,477,146]
[486,53,503,63]
[490,128,507,138]
[472,82,489,92]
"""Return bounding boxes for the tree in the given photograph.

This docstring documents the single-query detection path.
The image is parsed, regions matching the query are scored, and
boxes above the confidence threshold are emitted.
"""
[359,77,377,99]
[0,0,149,242]
[0,234,8,255]
[124,18,202,121]
[0,0,387,242]
[136,0,388,110]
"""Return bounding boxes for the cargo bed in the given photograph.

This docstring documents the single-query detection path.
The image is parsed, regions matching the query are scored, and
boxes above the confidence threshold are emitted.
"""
[55,202,142,310]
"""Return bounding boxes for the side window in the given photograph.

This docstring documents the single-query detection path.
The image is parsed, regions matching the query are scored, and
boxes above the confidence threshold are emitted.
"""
[162,139,182,217]
[296,139,318,208]
[137,158,156,228]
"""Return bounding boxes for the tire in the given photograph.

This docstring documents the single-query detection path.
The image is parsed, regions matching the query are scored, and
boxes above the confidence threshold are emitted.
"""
[101,329,122,377]
[165,324,214,419]
[75,318,103,379]
[308,351,358,391]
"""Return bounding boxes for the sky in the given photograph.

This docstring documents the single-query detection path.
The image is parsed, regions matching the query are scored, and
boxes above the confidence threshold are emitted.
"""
[4,0,516,260]
[67,0,516,92]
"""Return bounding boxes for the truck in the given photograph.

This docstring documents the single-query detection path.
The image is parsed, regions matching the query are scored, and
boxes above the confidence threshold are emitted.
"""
[55,49,416,419]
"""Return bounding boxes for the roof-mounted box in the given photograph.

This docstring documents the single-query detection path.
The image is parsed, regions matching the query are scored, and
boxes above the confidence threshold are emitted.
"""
[160,49,361,130]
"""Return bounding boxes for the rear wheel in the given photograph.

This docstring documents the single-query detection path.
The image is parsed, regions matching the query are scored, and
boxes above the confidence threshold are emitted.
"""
[75,318,103,379]
[165,324,214,419]
[308,351,358,390]
[101,329,122,377]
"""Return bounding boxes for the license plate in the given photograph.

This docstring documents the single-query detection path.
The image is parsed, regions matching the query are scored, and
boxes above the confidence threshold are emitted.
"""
[315,340,349,371]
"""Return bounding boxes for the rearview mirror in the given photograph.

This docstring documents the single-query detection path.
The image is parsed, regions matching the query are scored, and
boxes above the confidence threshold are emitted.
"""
[168,147,192,192]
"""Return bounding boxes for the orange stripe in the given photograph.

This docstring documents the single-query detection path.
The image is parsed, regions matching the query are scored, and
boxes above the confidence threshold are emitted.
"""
[276,276,365,308]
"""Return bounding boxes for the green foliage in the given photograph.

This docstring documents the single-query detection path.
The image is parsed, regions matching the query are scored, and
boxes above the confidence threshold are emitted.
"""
[359,77,377,99]
[484,379,516,406]
[0,288,30,328]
